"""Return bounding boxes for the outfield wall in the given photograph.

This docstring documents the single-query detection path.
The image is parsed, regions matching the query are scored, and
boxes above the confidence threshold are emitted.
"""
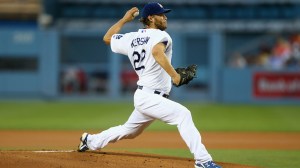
[0,24,59,98]
[221,68,300,104]
[0,23,299,103]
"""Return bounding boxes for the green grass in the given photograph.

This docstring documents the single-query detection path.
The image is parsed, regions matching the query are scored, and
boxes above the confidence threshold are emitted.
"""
[188,103,300,132]
[0,101,299,167]
[0,102,299,131]
[0,102,134,130]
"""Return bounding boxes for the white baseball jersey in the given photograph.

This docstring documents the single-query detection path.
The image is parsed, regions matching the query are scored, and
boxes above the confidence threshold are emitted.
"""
[111,29,173,94]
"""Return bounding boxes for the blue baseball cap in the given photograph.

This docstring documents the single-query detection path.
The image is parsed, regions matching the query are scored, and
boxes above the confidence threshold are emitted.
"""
[141,2,171,19]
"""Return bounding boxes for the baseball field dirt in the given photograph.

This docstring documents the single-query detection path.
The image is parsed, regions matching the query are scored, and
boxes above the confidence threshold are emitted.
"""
[0,131,299,168]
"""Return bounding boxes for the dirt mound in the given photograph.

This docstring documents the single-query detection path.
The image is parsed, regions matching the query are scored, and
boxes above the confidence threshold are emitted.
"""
[0,151,258,168]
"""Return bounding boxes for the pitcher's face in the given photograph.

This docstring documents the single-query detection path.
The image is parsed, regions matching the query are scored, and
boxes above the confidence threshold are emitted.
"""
[152,14,168,31]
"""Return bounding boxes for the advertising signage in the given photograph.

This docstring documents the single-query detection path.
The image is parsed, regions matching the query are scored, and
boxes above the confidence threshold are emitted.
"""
[253,72,300,98]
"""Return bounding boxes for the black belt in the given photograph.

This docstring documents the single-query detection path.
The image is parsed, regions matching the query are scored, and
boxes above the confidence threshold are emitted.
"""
[137,85,169,98]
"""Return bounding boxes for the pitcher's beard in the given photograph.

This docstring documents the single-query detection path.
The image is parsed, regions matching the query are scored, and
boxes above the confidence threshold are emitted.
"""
[155,22,167,31]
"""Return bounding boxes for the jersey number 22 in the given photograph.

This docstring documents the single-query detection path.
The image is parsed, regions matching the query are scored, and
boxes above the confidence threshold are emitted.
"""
[133,49,146,71]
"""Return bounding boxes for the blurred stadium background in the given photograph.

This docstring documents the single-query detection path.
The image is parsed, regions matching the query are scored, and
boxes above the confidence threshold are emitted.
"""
[0,0,300,102]
[1,1,300,167]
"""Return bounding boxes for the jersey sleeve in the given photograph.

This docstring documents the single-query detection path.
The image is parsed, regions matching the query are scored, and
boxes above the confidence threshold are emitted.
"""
[110,33,131,55]
[152,31,171,48]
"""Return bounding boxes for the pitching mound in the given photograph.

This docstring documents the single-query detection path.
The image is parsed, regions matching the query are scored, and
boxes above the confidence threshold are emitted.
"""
[0,150,257,168]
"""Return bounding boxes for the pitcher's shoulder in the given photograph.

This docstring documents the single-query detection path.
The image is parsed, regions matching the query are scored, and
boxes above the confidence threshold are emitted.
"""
[151,30,171,39]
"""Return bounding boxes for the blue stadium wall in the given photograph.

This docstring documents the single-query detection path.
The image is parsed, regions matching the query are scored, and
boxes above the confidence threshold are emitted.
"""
[0,24,299,104]
[0,25,59,98]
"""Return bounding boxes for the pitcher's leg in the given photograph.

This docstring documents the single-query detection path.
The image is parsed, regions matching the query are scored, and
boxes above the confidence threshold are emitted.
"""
[176,105,212,163]
[160,103,212,162]
[87,109,153,150]
[135,92,212,162]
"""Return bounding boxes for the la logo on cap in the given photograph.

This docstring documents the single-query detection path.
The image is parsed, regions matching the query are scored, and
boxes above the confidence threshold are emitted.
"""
[158,3,163,8]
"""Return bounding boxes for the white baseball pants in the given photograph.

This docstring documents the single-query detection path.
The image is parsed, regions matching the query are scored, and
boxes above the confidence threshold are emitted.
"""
[87,89,212,162]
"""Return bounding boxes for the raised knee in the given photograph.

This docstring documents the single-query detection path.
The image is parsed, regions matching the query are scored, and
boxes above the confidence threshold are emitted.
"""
[182,107,192,118]
[178,107,192,125]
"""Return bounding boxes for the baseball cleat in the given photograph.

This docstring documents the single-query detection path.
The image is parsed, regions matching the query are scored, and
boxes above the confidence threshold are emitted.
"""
[78,132,89,152]
[195,161,222,168]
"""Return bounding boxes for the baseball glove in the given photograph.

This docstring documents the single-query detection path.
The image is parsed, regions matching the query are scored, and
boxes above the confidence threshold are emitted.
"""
[174,64,197,87]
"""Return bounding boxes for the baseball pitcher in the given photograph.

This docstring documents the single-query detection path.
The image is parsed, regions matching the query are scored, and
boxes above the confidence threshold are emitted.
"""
[78,2,221,168]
